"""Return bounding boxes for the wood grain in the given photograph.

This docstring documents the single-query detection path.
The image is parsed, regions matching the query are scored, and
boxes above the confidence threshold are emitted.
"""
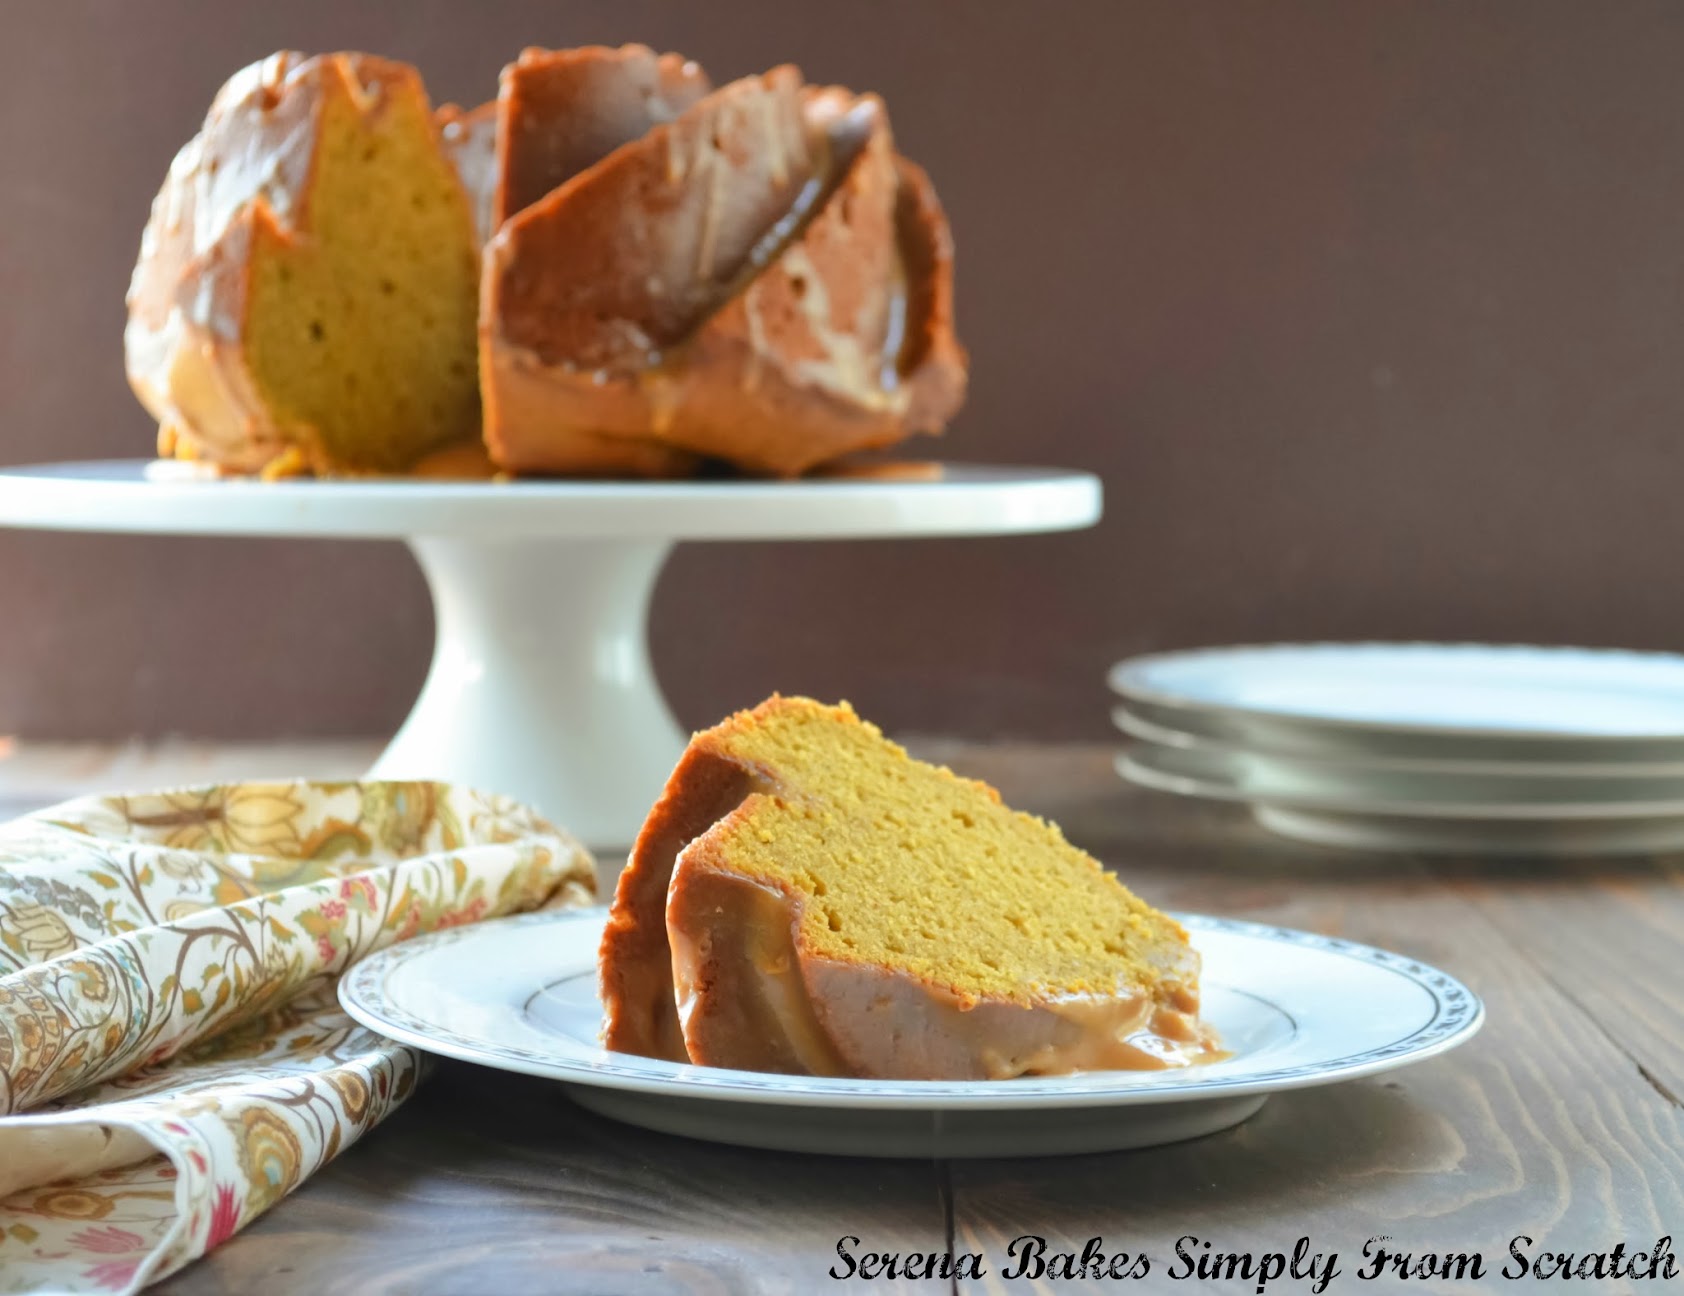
[1450,861,1684,1101]
[151,744,1684,1294]
[158,1063,947,1295]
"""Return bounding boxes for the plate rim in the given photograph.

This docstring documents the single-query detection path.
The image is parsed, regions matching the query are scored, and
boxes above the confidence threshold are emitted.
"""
[0,459,1101,543]
[1111,703,1684,778]
[337,907,1484,1111]
[1108,642,1684,745]
[1118,745,1684,820]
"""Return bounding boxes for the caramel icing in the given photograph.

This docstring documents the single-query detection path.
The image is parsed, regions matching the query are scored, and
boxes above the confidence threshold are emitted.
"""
[668,867,1218,1080]
[495,45,712,227]
[438,100,498,246]
[600,746,761,1061]
[126,52,322,474]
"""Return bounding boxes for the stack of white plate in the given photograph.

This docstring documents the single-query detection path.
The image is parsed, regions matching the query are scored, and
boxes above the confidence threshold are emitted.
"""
[1107,643,1684,855]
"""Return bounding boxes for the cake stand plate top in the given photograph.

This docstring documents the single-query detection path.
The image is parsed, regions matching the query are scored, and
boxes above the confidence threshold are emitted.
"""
[0,457,1102,845]
[0,460,1100,541]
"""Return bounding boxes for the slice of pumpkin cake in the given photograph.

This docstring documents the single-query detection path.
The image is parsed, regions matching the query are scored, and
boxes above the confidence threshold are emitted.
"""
[126,51,482,476]
[600,696,1218,1080]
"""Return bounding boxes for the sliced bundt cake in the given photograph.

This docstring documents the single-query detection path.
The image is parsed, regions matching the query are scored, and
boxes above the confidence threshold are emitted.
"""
[126,46,968,479]
[600,697,1216,1080]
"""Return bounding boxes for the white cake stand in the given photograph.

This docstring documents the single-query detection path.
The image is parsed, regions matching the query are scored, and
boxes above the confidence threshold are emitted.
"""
[0,460,1100,847]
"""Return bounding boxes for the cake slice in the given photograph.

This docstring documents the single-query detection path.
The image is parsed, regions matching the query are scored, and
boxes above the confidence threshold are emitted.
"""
[126,51,481,476]
[600,697,1216,1080]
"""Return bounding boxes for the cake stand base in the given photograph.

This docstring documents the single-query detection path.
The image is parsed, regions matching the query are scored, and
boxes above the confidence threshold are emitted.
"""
[369,537,685,850]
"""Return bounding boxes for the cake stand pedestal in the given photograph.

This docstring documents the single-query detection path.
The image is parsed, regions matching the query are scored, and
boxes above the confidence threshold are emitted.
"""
[0,461,1100,847]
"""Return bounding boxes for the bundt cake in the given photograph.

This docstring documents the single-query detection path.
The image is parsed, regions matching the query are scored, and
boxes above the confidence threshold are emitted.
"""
[126,45,968,479]
[599,697,1217,1080]
[126,52,482,476]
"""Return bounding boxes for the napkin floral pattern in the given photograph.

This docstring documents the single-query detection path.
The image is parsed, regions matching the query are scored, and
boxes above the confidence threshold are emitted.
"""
[0,781,594,1294]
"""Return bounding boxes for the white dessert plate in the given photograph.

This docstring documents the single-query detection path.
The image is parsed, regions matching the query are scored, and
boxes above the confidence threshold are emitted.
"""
[1117,747,1684,856]
[1246,805,1684,856]
[1113,720,1684,808]
[339,906,1483,1158]
[1109,644,1684,762]
[1120,741,1684,819]
[1111,704,1684,779]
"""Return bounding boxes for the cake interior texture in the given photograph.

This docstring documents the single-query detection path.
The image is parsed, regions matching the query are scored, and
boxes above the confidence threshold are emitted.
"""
[600,696,1219,1080]
[243,64,480,471]
[699,703,1178,1003]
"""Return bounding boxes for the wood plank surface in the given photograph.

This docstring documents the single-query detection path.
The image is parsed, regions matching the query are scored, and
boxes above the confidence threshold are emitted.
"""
[1452,862,1684,1102]
[151,743,1684,1295]
[162,1061,948,1296]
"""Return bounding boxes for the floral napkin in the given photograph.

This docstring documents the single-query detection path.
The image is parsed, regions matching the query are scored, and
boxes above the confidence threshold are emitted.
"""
[0,781,595,1295]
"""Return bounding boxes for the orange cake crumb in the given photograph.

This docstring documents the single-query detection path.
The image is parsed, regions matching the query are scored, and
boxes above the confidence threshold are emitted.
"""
[698,698,1183,1005]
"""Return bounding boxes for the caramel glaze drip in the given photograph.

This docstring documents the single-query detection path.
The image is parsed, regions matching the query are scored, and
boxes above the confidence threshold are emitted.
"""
[633,93,904,410]
[669,868,1222,1081]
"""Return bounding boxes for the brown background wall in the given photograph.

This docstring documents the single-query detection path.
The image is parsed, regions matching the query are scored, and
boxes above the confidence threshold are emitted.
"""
[3,1,1683,742]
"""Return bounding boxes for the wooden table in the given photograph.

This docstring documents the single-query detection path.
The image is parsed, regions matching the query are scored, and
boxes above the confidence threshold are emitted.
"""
[145,743,1683,1294]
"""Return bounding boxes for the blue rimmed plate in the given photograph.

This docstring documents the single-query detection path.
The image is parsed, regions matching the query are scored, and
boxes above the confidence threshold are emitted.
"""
[339,906,1482,1158]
